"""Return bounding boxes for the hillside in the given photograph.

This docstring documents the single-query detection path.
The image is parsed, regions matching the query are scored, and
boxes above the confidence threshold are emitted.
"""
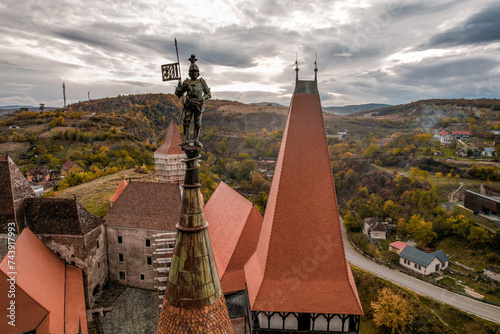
[323,103,392,115]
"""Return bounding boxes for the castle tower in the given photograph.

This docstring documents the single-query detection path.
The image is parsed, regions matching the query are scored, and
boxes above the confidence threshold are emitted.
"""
[157,146,234,333]
[244,68,364,333]
[154,120,186,183]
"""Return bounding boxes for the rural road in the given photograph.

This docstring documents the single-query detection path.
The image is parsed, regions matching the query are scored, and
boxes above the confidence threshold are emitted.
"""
[341,225,500,324]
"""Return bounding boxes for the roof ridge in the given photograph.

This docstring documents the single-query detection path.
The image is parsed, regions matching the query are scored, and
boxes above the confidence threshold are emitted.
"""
[74,199,84,235]
[221,202,255,278]
[252,96,292,306]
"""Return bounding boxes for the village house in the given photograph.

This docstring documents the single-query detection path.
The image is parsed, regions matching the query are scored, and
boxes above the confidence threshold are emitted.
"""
[388,241,409,254]
[61,160,85,178]
[104,181,181,290]
[26,168,51,182]
[482,147,496,157]
[436,131,453,144]
[398,245,449,275]
[363,217,388,241]
[464,190,500,215]
[451,130,470,139]
[0,229,88,334]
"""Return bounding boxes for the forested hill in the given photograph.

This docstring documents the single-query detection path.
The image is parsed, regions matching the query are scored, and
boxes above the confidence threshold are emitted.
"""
[69,93,244,133]
[352,98,500,118]
[323,103,392,115]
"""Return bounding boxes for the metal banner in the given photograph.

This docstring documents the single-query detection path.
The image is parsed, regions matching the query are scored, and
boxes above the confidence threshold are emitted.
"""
[161,62,181,81]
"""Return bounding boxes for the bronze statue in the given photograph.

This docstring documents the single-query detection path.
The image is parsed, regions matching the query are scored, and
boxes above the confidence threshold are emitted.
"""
[175,54,211,146]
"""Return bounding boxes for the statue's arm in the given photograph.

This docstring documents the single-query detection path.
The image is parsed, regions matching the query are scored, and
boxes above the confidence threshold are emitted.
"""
[201,78,211,101]
[175,79,188,97]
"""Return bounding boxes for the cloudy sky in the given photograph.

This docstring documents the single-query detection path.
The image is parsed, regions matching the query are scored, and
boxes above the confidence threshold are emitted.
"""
[1,0,500,108]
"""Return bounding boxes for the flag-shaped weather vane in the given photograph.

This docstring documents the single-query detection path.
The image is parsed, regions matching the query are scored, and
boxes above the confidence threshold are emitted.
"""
[161,39,181,82]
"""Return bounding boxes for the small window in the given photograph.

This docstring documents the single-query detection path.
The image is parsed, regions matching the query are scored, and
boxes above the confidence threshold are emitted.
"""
[98,262,101,269]
[145,239,151,247]
[414,264,418,269]
[118,236,123,244]
[96,240,99,249]
[119,254,124,262]
[119,271,126,280]
[140,274,145,280]
[147,256,152,266]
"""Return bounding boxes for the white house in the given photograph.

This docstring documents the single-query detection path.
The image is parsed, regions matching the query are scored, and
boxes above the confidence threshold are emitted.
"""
[482,147,496,157]
[363,217,388,241]
[398,246,449,275]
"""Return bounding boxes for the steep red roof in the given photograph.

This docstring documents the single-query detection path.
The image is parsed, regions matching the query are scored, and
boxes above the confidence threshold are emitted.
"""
[0,155,37,233]
[105,181,181,230]
[244,80,363,315]
[0,229,87,333]
[61,160,76,170]
[155,120,184,155]
[109,178,128,203]
[205,182,263,293]
[437,131,449,136]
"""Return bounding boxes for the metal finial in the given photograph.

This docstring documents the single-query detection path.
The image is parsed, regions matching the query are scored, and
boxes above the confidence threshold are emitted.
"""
[314,53,318,81]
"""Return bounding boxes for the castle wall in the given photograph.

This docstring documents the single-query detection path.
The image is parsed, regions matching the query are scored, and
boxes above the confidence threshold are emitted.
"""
[106,225,161,290]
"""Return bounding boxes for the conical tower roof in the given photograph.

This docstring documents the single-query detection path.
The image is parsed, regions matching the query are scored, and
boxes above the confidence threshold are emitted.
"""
[0,155,37,233]
[155,120,184,155]
[157,147,233,333]
[244,79,363,315]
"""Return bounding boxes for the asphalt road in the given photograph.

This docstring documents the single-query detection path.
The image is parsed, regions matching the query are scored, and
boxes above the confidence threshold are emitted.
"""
[341,225,500,324]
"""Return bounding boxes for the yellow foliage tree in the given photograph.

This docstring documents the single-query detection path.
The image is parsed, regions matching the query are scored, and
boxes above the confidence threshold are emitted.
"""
[371,288,414,334]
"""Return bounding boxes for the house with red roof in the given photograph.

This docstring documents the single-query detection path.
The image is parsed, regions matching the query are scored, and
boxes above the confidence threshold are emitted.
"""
[389,241,409,254]
[154,120,186,183]
[243,67,363,333]
[0,228,87,333]
[61,160,85,178]
[451,130,470,139]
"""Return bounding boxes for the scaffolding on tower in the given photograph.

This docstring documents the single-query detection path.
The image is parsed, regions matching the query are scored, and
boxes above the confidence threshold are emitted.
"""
[152,231,177,310]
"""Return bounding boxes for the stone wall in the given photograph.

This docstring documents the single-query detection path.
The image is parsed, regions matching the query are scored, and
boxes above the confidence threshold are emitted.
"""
[106,226,163,290]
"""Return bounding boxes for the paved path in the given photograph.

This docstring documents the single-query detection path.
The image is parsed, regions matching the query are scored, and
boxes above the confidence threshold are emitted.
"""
[341,225,500,324]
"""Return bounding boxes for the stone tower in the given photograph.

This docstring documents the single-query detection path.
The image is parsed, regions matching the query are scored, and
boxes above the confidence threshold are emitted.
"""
[154,120,186,183]
[244,65,364,333]
[156,145,234,333]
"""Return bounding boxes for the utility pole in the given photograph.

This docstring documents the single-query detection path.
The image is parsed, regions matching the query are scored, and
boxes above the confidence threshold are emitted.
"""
[63,83,67,109]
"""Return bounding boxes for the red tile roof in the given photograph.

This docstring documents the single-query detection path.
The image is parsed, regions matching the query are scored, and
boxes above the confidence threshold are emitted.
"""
[155,120,184,155]
[205,182,263,293]
[0,229,87,333]
[437,131,449,135]
[0,155,37,233]
[109,178,128,203]
[61,160,76,170]
[157,295,234,333]
[389,241,409,250]
[451,131,470,135]
[244,82,364,315]
[105,181,181,230]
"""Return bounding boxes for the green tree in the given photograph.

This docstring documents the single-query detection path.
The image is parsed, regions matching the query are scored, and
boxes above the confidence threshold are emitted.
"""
[406,214,437,247]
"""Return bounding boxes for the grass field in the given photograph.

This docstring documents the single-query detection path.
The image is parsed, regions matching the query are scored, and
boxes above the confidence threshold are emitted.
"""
[48,168,157,217]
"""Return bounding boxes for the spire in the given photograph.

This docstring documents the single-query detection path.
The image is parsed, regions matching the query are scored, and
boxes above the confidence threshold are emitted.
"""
[244,72,363,316]
[155,120,184,155]
[295,54,299,82]
[157,146,233,333]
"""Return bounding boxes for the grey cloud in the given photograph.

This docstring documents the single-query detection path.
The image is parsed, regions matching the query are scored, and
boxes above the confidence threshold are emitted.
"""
[426,4,500,47]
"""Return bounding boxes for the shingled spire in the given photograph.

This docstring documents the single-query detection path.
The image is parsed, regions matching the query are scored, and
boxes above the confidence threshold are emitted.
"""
[154,120,186,183]
[157,146,233,333]
[244,71,363,332]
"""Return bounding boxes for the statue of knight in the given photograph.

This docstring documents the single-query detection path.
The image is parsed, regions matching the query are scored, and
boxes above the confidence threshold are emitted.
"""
[175,54,211,147]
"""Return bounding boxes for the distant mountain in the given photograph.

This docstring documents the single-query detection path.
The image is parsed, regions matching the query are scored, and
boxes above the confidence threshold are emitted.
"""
[323,103,393,115]
[0,105,35,110]
[250,102,286,107]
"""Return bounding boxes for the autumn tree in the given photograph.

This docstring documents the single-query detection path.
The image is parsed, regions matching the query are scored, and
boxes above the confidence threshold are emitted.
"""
[371,288,414,334]
[406,214,437,247]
